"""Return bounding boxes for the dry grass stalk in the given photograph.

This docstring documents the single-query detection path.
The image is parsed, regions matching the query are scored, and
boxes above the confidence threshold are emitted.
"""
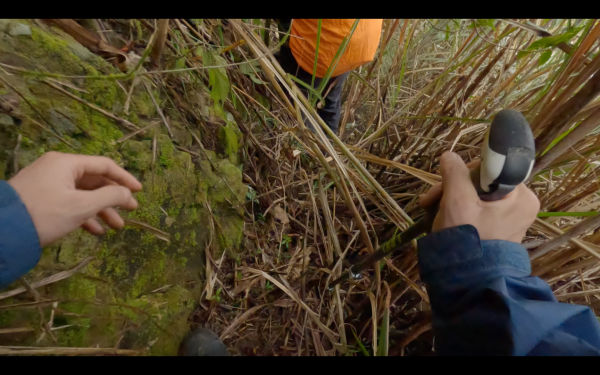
[42,80,139,131]
[150,19,170,69]
[0,257,94,301]
[122,219,170,242]
[0,346,142,356]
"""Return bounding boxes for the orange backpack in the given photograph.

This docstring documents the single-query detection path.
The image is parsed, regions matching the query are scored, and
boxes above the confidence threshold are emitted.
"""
[289,19,383,78]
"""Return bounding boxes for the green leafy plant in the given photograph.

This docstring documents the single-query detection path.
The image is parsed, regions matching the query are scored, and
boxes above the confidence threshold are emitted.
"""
[351,328,370,356]
[218,122,239,159]
[203,51,230,109]
[240,60,265,85]
[281,234,292,250]
[208,288,222,303]
[247,186,259,204]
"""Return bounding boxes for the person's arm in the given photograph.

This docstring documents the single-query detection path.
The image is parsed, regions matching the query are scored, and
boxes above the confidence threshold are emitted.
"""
[0,180,42,289]
[418,225,600,355]
[0,152,142,290]
[418,152,600,356]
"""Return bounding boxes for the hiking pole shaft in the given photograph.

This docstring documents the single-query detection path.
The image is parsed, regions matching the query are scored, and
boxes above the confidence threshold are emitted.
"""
[327,210,433,290]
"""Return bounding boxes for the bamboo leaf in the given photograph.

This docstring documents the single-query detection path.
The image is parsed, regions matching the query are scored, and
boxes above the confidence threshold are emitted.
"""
[351,329,370,356]
[377,283,391,356]
[541,125,576,155]
[367,290,378,356]
[539,50,552,66]
[529,28,582,50]
[315,19,360,99]
[468,19,496,31]
[517,50,531,60]
[538,212,599,218]
[311,19,322,89]
[287,73,325,103]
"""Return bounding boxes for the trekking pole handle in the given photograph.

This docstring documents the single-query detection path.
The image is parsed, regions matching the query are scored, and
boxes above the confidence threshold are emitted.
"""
[470,109,536,202]
[424,109,536,232]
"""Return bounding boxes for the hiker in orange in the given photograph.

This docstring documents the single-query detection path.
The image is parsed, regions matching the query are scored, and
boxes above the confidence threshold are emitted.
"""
[275,19,383,134]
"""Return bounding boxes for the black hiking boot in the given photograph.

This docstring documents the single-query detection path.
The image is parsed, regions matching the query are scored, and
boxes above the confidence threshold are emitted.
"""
[178,328,231,356]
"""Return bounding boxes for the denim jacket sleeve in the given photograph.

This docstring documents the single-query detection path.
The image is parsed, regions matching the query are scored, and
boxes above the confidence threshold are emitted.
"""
[0,180,41,290]
[417,224,600,356]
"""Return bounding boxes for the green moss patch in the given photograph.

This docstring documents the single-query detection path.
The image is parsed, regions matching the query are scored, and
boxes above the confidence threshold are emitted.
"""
[0,21,246,355]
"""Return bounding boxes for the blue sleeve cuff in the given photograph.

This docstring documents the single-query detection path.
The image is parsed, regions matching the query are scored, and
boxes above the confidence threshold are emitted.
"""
[0,180,41,289]
[417,224,531,287]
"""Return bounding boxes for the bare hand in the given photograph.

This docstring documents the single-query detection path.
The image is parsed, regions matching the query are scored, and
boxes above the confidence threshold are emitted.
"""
[419,151,539,243]
[8,152,142,246]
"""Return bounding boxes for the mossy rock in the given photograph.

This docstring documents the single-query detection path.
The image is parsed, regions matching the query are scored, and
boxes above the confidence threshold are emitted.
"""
[0,20,246,355]
[122,140,152,171]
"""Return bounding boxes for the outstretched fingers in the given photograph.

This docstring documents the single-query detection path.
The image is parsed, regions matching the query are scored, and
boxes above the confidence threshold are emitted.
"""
[69,154,142,192]
[76,185,137,221]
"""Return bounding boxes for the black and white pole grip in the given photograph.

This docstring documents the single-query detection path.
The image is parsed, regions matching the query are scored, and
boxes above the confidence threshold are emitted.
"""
[471,109,535,202]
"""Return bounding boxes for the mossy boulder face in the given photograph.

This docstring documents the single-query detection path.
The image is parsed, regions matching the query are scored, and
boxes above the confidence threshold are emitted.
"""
[0,20,246,355]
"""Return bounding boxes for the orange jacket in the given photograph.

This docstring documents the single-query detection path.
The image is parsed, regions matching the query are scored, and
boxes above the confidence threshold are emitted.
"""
[289,19,383,78]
